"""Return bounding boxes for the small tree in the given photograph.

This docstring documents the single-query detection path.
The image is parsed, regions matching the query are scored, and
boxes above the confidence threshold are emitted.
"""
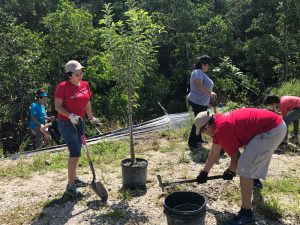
[100,0,163,165]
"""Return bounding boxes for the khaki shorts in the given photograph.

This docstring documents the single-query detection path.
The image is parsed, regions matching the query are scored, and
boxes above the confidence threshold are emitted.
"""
[238,122,287,179]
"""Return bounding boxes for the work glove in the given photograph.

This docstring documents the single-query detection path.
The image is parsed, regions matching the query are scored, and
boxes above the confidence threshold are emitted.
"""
[68,113,80,125]
[196,170,208,184]
[89,116,101,125]
[222,169,236,180]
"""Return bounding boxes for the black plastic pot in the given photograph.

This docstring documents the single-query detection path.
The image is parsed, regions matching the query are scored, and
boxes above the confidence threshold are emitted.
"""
[164,191,206,225]
[121,158,148,189]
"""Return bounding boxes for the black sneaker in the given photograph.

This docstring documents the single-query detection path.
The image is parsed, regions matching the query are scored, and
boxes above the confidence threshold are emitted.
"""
[225,209,255,225]
[253,179,263,190]
[74,177,88,187]
[65,184,83,199]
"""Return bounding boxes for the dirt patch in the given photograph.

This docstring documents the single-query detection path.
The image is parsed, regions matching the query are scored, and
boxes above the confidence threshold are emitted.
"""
[0,135,299,225]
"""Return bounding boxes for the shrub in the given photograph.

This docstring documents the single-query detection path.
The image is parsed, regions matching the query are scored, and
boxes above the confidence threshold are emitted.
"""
[270,79,300,97]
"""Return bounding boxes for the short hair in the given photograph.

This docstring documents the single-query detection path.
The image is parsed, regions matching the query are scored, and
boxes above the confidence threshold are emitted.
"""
[36,89,47,99]
[64,72,73,81]
[264,95,280,104]
[194,55,211,69]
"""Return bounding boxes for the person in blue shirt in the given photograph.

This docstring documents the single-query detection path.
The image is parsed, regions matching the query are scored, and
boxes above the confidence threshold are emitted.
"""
[187,55,217,150]
[29,89,54,149]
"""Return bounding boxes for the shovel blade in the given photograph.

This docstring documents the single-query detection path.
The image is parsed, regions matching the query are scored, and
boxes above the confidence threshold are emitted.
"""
[91,181,108,202]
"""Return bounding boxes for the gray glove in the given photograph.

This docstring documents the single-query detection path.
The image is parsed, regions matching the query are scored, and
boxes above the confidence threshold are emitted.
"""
[68,113,80,125]
[89,117,101,125]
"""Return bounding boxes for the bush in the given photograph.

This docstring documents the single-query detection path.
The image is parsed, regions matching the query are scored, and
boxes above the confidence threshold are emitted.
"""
[270,79,300,97]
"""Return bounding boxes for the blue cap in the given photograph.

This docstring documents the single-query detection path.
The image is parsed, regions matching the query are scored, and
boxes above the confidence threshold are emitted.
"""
[39,92,48,97]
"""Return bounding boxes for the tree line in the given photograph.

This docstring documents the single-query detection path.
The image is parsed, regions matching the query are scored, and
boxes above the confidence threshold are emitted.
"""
[0,0,299,153]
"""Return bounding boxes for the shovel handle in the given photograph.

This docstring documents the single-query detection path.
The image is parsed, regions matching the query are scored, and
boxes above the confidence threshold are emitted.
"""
[207,175,223,180]
[172,175,223,184]
[78,119,97,181]
[158,174,224,189]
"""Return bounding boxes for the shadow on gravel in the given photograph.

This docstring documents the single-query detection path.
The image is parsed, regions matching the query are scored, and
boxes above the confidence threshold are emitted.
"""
[31,193,78,225]
[208,208,236,225]
[86,200,149,225]
[31,192,107,225]
[82,188,148,224]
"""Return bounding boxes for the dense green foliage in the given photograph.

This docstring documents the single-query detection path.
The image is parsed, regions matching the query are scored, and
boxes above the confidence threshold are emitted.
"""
[0,0,299,154]
[269,79,300,97]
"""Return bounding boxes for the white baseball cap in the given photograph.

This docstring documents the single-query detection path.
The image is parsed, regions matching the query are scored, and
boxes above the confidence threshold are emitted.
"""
[194,111,213,135]
[65,60,85,73]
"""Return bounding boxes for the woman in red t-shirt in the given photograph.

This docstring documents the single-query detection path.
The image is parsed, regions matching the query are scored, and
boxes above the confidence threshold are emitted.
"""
[54,60,98,199]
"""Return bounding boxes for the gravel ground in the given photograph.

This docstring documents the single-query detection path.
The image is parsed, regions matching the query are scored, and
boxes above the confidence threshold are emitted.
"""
[0,138,299,225]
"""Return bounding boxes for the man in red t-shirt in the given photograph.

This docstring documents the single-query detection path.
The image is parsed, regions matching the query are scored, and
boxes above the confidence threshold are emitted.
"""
[194,108,286,225]
[264,95,300,144]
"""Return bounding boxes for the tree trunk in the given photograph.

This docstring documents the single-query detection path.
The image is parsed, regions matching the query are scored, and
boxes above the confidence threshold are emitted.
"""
[127,86,136,165]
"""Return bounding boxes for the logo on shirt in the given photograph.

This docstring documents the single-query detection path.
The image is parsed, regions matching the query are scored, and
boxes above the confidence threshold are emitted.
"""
[70,89,88,99]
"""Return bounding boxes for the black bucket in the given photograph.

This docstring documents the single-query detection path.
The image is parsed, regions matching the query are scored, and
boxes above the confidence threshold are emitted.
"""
[121,158,148,189]
[164,191,206,225]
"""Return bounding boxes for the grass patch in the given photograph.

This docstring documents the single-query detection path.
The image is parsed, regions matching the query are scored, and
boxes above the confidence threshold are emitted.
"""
[221,185,240,204]
[106,210,125,219]
[255,176,300,221]
[117,188,134,200]
[0,140,130,179]
[265,177,300,194]
[222,176,300,222]
[178,151,190,164]
[159,145,173,153]
[117,187,147,200]
[253,192,284,220]
[151,164,167,173]
[158,123,192,142]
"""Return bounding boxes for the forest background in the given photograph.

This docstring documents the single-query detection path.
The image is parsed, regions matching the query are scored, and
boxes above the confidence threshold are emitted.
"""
[0,0,299,154]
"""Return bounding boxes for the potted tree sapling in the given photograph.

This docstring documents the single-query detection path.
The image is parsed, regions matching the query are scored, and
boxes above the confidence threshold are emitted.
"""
[100,0,163,188]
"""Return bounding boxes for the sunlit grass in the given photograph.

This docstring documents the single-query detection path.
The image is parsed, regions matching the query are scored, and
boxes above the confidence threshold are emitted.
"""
[222,175,300,222]
[0,140,129,179]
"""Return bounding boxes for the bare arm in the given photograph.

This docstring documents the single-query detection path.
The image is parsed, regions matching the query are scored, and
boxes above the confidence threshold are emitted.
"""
[54,98,71,117]
[85,101,93,120]
[194,79,217,98]
[228,150,240,172]
[203,143,222,172]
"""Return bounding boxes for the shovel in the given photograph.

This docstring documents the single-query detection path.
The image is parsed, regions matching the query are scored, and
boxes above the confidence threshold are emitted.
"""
[157,174,223,191]
[78,119,108,201]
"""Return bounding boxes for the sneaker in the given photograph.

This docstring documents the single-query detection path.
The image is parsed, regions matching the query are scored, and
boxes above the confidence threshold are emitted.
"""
[253,179,263,190]
[224,209,255,225]
[65,184,83,199]
[74,177,88,187]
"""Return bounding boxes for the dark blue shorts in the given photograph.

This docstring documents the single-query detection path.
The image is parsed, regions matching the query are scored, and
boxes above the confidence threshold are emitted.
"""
[58,120,82,157]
